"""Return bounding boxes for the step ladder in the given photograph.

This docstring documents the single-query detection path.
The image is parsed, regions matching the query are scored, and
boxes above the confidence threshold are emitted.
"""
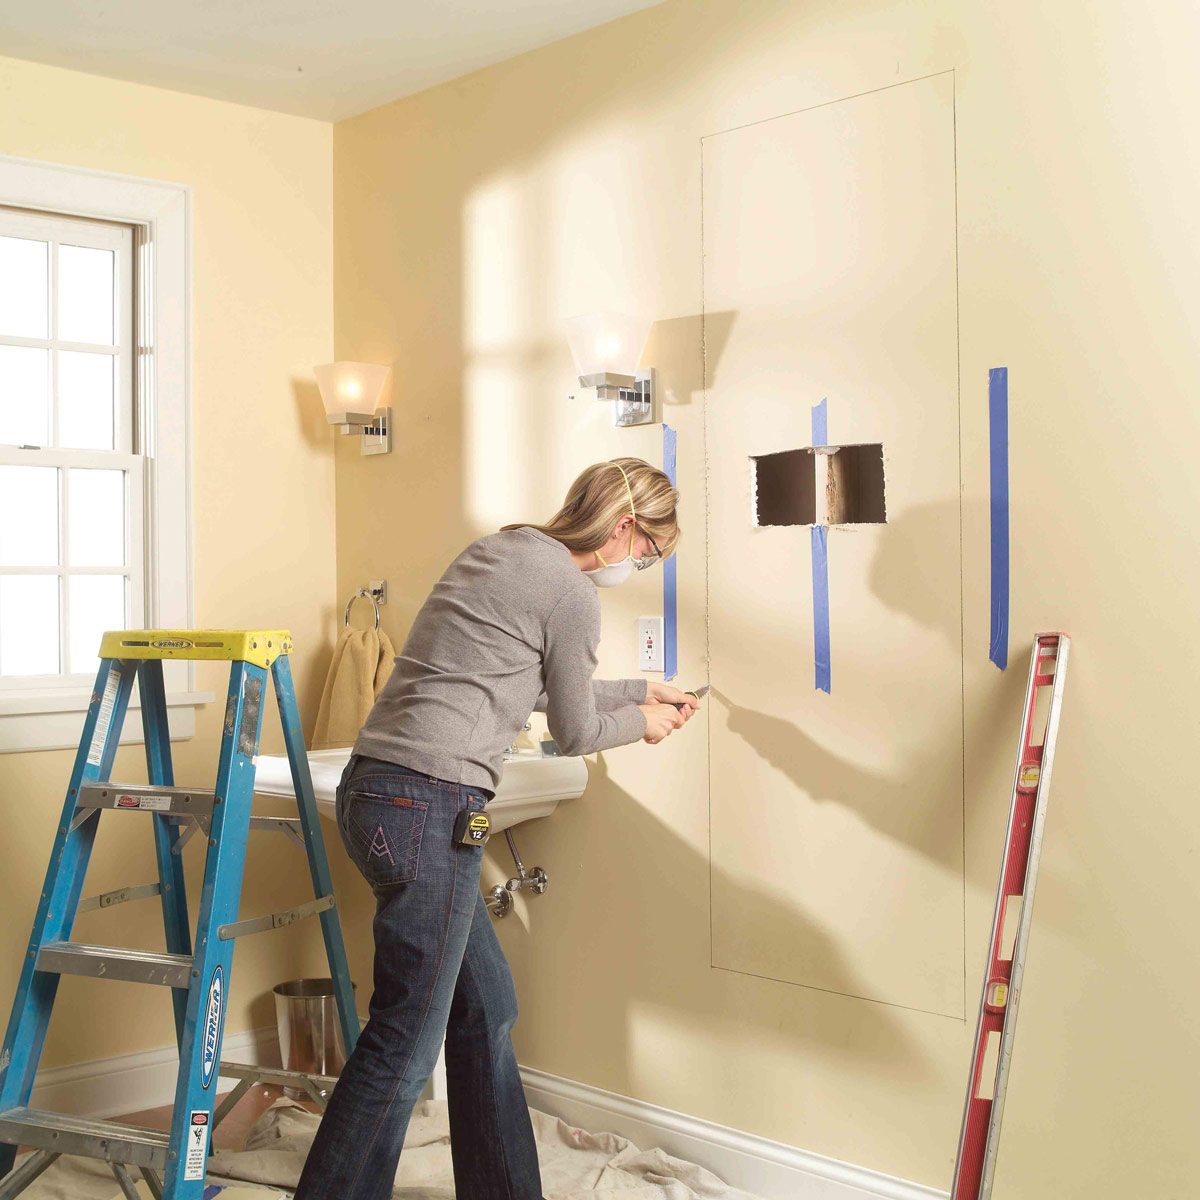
[0,629,359,1200]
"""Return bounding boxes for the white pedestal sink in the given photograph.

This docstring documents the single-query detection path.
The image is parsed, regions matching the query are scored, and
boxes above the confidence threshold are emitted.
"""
[250,744,588,1102]
[251,745,588,834]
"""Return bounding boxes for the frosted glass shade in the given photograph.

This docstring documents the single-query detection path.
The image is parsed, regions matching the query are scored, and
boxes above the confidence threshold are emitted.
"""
[314,361,391,417]
[565,312,652,378]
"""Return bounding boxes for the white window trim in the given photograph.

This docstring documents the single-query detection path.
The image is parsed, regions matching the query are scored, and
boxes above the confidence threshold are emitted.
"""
[0,154,213,753]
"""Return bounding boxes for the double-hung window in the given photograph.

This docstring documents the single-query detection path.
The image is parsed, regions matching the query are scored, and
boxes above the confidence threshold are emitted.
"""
[0,208,142,689]
[0,156,208,753]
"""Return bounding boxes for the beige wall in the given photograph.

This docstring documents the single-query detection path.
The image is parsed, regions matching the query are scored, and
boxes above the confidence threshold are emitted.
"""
[332,2,1200,1196]
[705,73,965,1019]
[1,0,1196,1193]
[0,55,346,1065]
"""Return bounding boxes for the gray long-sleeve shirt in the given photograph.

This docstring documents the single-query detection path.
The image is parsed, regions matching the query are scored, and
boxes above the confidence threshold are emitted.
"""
[352,526,649,790]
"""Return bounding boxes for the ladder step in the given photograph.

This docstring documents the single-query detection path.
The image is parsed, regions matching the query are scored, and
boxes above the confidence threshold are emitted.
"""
[77,782,216,816]
[36,942,193,988]
[0,1107,169,1171]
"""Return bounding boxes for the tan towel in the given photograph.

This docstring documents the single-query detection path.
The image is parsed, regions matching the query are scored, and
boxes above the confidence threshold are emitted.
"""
[374,627,396,695]
[311,625,396,750]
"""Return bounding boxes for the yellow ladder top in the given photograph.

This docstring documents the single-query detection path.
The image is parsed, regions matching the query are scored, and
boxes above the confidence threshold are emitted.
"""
[98,629,294,669]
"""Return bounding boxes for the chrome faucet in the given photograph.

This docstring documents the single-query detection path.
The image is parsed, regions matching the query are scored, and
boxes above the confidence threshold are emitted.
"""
[504,721,533,756]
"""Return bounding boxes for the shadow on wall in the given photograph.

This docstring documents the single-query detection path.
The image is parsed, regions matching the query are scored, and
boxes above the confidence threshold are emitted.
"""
[290,377,333,451]
[711,498,977,875]
[709,498,1053,933]
[334,4,774,646]
[488,497,1041,1101]
[865,496,1034,883]
[711,498,1033,861]
[559,758,941,1074]
[644,310,738,408]
[869,498,972,646]
[713,684,963,875]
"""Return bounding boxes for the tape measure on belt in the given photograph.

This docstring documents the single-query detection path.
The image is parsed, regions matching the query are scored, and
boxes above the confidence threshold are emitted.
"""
[453,807,491,845]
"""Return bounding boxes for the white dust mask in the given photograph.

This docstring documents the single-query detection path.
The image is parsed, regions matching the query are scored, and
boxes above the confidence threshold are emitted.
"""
[583,520,637,588]
[583,553,636,588]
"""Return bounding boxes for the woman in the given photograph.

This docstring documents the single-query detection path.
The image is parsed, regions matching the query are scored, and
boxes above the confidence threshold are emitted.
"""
[295,457,699,1200]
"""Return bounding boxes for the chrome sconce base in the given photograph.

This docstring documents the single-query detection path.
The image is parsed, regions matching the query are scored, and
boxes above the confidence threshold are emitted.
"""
[576,369,656,427]
[325,406,392,455]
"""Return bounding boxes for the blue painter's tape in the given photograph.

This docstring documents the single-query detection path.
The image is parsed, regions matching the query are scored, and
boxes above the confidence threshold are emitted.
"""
[203,1187,223,1200]
[810,398,831,691]
[811,397,828,447]
[989,367,1009,670]
[811,525,831,693]
[662,423,678,682]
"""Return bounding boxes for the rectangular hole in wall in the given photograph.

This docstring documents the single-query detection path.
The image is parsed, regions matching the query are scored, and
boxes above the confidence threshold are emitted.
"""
[999,894,1022,960]
[976,1031,1002,1101]
[751,447,816,526]
[1029,683,1051,746]
[827,443,886,524]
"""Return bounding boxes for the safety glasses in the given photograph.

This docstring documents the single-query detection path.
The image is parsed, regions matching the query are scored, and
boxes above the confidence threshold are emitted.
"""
[633,530,662,571]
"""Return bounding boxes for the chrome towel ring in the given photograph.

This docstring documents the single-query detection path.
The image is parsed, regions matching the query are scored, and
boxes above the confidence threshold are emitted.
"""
[344,588,381,630]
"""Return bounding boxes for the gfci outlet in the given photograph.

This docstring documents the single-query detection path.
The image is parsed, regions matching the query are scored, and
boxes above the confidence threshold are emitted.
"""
[638,616,664,672]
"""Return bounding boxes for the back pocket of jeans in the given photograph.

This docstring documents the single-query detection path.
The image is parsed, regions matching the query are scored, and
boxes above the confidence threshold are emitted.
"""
[342,787,430,888]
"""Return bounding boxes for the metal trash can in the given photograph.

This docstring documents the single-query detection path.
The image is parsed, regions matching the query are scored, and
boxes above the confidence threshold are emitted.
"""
[273,978,356,1095]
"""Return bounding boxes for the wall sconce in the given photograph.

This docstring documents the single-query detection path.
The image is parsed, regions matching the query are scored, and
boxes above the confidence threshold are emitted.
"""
[314,361,392,455]
[566,311,655,427]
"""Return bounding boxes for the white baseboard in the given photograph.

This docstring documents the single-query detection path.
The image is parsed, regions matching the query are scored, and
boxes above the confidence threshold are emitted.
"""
[519,1065,949,1200]
[29,1032,948,1200]
[30,1025,281,1120]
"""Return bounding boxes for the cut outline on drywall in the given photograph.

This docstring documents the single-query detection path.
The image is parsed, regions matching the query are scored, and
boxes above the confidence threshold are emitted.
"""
[989,367,1009,670]
[662,422,678,682]
[701,67,966,1018]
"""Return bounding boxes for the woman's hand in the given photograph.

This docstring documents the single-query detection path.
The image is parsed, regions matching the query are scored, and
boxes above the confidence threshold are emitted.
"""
[638,703,686,744]
[645,681,701,722]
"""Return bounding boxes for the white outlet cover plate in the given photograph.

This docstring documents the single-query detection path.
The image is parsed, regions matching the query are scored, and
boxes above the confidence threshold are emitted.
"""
[639,615,664,672]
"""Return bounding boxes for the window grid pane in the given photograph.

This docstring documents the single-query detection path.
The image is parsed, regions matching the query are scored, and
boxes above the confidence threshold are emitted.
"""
[58,244,116,346]
[0,345,51,448]
[0,464,60,566]
[1,207,140,690]
[68,467,126,568]
[68,574,127,675]
[0,575,60,676]
[57,351,115,451]
[0,235,49,339]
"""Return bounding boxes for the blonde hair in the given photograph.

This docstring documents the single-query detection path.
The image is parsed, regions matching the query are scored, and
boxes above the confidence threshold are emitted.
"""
[502,457,680,558]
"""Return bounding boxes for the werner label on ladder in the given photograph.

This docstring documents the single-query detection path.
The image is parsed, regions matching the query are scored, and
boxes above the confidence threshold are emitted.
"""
[0,629,359,1200]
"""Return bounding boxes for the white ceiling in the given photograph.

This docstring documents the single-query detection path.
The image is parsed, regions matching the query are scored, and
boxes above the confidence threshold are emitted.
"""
[0,0,665,122]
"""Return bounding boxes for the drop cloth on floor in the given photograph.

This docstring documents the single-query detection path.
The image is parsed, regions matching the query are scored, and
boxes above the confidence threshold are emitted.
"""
[15,1097,766,1199]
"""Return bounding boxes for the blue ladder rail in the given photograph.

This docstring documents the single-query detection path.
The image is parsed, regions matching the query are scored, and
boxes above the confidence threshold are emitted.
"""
[0,631,358,1199]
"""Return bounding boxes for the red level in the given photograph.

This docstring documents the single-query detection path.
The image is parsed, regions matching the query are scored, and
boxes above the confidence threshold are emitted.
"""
[952,633,1070,1200]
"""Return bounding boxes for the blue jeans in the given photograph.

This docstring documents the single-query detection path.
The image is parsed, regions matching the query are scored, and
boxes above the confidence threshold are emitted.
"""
[294,754,543,1200]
